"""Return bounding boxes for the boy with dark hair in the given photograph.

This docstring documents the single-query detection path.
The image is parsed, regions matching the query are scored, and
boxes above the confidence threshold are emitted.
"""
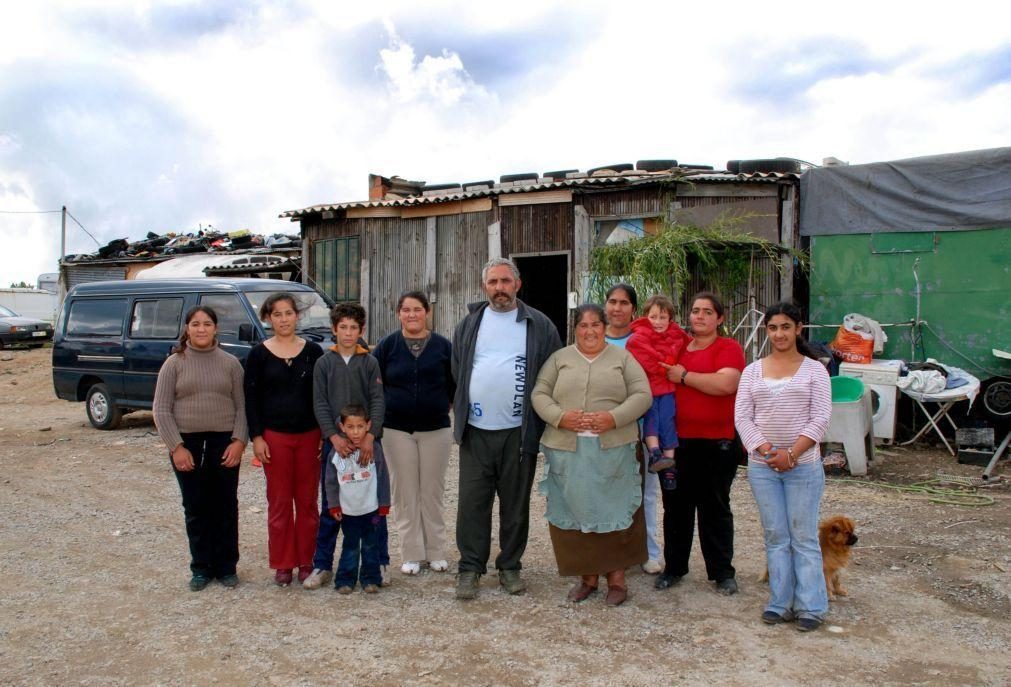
[303,303,388,589]
[324,404,391,593]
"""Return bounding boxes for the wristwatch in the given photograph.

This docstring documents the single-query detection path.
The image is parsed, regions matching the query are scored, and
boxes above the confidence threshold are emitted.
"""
[680,370,688,384]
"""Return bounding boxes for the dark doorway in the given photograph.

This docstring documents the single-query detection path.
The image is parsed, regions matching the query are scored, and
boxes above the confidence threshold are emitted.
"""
[513,253,570,341]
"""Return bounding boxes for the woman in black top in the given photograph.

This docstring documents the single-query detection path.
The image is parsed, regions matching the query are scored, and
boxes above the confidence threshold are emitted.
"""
[373,291,455,576]
[244,293,324,586]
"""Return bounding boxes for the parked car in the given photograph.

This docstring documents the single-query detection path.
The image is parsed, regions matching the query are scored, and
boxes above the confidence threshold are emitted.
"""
[0,304,54,348]
[52,278,335,429]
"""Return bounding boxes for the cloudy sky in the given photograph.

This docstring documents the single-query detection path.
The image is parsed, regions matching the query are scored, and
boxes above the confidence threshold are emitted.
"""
[1,0,1009,285]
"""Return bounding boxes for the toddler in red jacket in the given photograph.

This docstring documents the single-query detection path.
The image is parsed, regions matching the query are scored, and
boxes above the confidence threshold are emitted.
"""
[626,295,690,490]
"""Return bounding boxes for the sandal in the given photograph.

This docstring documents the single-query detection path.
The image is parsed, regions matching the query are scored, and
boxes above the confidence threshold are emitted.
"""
[604,585,628,607]
[566,582,598,603]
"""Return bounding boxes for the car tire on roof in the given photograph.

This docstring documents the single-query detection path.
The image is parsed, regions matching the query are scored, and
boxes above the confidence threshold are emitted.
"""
[737,158,801,174]
[86,383,122,430]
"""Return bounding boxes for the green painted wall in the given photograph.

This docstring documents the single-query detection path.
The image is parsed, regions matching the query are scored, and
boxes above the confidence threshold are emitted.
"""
[808,228,1011,381]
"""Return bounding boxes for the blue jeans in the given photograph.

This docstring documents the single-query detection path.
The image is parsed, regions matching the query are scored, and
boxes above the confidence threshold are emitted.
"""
[312,443,390,571]
[643,393,678,450]
[748,460,828,620]
[334,511,383,588]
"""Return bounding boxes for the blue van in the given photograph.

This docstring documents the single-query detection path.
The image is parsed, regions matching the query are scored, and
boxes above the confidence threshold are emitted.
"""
[53,278,335,429]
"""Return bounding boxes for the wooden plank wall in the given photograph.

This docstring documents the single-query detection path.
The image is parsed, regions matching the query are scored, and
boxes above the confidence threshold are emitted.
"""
[500,202,573,256]
[360,217,427,342]
[434,211,492,338]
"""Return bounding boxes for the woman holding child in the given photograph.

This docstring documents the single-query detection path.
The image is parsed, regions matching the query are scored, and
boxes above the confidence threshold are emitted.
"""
[735,302,831,631]
[373,291,455,576]
[532,304,652,606]
[655,292,745,595]
[243,293,324,587]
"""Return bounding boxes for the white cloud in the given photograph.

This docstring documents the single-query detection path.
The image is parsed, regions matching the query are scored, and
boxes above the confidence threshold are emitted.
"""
[0,0,1010,285]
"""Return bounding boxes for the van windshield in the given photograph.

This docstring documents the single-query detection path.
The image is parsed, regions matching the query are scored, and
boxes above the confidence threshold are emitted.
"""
[243,290,333,333]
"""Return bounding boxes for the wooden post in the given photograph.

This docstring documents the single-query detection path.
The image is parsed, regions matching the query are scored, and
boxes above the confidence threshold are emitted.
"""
[779,185,796,302]
[573,205,591,301]
[360,257,370,338]
[487,221,501,260]
[425,217,437,302]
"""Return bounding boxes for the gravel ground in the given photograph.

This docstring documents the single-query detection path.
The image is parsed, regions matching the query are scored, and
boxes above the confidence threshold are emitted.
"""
[1,348,1009,686]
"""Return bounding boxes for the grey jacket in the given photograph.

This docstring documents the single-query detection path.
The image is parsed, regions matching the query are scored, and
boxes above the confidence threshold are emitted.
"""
[313,346,385,441]
[451,299,562,456]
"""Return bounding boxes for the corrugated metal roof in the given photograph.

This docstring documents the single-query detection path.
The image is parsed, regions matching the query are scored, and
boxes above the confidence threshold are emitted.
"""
[280,170,795,219]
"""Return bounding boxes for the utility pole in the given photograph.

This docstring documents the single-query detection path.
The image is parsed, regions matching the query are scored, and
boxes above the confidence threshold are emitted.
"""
[58,206,67,309]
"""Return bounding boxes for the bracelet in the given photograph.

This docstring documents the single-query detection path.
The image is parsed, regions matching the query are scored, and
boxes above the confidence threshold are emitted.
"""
[680,370,688,384]
[787,448,795,466]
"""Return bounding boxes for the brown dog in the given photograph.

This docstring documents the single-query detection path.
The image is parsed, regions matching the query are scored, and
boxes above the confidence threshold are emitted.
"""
[757,515,858,601]
[820,515,858,600]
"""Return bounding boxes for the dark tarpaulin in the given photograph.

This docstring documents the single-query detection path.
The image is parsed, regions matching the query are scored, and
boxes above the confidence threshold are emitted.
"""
[799,147,1011,236]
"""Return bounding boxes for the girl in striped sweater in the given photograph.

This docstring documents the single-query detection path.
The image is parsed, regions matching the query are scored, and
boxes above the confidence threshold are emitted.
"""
[734,302,832,632]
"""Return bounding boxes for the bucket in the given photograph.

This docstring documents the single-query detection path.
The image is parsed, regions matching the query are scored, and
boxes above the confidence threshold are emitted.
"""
[831,375,865,403]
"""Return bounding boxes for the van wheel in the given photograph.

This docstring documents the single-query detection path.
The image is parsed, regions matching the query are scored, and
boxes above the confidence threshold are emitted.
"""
[86,383,122,430]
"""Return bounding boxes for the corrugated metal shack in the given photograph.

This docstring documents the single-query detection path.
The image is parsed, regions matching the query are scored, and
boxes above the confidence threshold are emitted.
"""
[282,162,801,347]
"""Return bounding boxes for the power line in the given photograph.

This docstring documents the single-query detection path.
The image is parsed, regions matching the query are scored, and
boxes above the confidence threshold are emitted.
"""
[65,209,102,248]
[0,209,63,214]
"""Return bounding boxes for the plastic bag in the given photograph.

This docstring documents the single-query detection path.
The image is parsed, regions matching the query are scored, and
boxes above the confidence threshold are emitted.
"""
[829,326,873,363]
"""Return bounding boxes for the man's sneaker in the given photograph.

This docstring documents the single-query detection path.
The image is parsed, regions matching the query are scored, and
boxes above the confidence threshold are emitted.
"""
[302,568,332,590]
[654,572,682,590]
[796,617,823,632]
[362,584,380,594]
[660,468,677,491]
[641,559,662,575]
[648,447,675,473]
[381,565,391,587]
[716,577,739,595]
[498,569,527,595]
[189,574,211,592]
[429,559,449,572]
[218,574,240,588]
[400,561,421,575]
[455,571,481,600]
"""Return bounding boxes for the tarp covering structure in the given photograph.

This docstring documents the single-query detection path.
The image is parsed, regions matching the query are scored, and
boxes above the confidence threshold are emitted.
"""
[800,147,1011,235]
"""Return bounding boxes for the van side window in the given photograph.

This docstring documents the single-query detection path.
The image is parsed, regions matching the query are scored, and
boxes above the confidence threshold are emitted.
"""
[66,298,128,336]
[130,299,183,339]
[198,294,252,336]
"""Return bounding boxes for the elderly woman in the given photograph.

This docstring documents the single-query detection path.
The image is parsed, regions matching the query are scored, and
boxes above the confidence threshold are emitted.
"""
[532,304,652,606]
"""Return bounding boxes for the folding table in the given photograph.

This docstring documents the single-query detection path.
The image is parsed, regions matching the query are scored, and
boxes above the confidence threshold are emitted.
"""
[899,372,980,456]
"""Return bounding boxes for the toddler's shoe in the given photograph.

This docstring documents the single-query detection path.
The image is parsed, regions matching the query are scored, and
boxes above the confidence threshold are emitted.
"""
[660,467,678,491]
[362,584,380,594]
[648,447,675,473]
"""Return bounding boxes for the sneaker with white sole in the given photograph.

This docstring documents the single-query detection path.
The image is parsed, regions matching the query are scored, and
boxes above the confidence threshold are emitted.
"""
[401,561,421,575]
[641,559,662,574]
[302,568,333,590]
[429,559,449,572]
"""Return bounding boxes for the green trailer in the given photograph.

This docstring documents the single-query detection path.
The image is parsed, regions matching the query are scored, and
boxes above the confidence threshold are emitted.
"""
[801,148,1011,423]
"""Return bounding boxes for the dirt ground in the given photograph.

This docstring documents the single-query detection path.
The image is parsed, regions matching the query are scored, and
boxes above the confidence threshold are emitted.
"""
[1,348,1009,687]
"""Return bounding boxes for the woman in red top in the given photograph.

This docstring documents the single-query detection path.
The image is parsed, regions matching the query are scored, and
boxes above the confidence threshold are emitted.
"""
[654,292,745,594]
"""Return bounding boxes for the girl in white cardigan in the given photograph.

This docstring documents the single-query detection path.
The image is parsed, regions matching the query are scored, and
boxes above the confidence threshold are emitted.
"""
[734,302,831,632]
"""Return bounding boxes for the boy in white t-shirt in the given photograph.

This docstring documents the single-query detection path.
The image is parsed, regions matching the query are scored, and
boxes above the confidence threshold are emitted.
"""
[323,404,391,594]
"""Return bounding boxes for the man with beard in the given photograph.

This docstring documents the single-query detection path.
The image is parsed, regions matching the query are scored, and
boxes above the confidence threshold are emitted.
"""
[451,257,562,599]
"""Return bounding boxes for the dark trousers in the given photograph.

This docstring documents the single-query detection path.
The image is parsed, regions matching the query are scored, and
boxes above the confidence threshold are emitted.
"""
[335,511,383,588]
[312,443,389,571]
[661,437,738,581]
[456,426,537,574]
[172,431,240,578]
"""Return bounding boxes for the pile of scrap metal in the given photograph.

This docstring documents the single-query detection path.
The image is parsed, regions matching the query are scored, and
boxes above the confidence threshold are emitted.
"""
[64,229,301,262]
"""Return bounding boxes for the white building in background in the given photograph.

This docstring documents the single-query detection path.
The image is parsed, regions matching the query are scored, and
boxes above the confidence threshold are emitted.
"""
[0,287,59,323]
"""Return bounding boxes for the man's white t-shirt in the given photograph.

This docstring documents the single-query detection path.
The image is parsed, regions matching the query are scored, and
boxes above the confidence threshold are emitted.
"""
[468,307,528,430]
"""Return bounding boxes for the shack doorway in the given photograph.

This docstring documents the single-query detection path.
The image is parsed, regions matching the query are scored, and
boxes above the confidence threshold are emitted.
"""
[512,252,570,341]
